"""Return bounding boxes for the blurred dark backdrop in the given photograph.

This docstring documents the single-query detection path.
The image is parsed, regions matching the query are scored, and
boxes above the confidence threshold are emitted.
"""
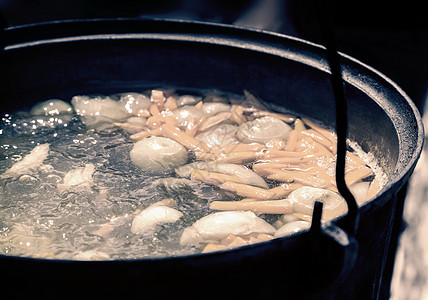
[0,0,427,110]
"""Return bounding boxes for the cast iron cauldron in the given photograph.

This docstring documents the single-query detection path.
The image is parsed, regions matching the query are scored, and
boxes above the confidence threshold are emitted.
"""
[0,19,423,299]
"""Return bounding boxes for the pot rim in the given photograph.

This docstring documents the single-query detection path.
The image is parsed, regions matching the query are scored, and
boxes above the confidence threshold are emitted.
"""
[0,18,424,263]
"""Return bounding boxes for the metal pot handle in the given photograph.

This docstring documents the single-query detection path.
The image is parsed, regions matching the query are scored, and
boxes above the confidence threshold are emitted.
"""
[305,0,361,289]
[307,201,359,291]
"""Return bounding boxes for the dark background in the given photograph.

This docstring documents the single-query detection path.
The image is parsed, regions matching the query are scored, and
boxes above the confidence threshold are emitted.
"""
[1,0,427,111]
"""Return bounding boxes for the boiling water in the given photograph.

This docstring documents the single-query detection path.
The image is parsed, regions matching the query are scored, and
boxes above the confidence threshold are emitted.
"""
[0,90,386,260]
[0,112,234,259]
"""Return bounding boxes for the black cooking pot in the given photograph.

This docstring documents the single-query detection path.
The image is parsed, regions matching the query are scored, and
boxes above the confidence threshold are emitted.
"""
[0,19,423,299]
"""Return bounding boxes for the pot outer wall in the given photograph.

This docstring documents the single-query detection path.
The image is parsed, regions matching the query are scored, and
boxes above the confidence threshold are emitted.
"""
[0,20,423,299]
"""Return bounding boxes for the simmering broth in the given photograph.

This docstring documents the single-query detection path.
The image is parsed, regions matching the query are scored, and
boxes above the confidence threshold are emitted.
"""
[0,88,386,260]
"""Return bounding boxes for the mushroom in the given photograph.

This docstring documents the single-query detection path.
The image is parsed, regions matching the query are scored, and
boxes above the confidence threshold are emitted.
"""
[2,143,50,179]
[201,102,231,116]
[180,211,276,247]
[57,163,95,189]
[130,136,188,173]
[71,95,129,130]
[175,161,268,189]
[195,124,239,147]
[172,105,203,129]
[118,92,151,116]
[288,186,347,220]
[236,116,292,144]
[131,205,183,235]
[30,99,73,116]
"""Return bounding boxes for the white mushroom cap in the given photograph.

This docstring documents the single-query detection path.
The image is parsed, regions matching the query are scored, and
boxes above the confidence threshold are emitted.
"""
[119,93,151,116]
[236,116,292,144]
[71,95,129,130]
[30,99,73,116]
[130,136,188,173]
[2,143,50,179]
[289,186,348,220]
[131,206,183,235]
[176,95,202,107]
[58,163,95,189]
[172,105,203,128]
[201,102,231,116]
[195,124,238,147]
[180,211,276,247]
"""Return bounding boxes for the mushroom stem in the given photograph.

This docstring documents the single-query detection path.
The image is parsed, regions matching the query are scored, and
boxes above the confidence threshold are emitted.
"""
[164,96,178,111]
[219,181,301,200]
[208,143,265,154]
[266,170,329,188]
[251,111,296,123]
[190,169,247,186]
[210,199,293,214]
[230,105,248,124]
[161,124,210,152]
[262,150,311,159]
[302,129,335,154]
[345,166,373,186]
[302,117,337,144]
[149,102,161,116]
[196,151,262,164]
[185,117,204,137]
[129,128,162,141]
[198,112,232,132]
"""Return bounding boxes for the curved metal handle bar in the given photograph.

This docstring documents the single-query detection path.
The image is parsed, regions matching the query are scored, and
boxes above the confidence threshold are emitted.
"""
[314,0,360,236]
[307,201,359,292]
[306,0,361,289]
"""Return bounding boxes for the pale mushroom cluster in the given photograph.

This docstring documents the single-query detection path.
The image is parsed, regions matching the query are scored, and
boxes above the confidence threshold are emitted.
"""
[109,89,382,253]
[0,88,384,258]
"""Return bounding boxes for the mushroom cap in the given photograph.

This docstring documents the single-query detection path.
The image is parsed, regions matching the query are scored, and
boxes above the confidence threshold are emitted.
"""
[180,211,275,246]
[130,136,188,173]
[236,116,292,144]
